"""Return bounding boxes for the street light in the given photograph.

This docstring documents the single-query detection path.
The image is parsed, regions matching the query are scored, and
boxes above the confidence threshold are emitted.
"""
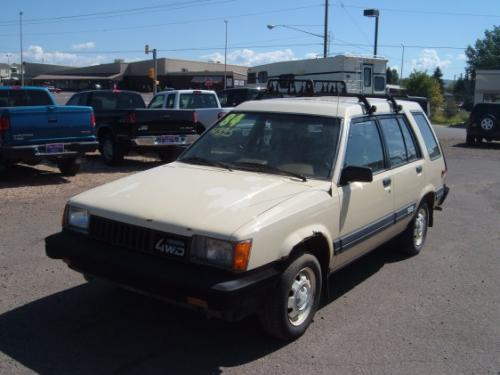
[363,8,379,57]
[145,44,158,94]
[267,24,328,58]
[19,11,24,86]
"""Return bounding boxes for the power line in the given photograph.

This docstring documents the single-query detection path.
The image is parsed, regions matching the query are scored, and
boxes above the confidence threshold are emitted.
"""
[0,4,323,36]
[331,2,500,18]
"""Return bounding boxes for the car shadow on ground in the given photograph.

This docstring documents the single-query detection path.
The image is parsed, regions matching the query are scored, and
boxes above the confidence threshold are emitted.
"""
[0,164,70,189]
[452,141,500,150]
[81,154,164,174]
[0,242,408,374]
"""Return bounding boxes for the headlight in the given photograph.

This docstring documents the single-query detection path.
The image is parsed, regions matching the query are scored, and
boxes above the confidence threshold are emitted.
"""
[64,205,89,232]
[191,236,252,272]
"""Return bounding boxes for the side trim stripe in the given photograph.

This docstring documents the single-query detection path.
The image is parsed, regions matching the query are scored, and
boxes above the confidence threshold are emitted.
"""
[334,202,417,255]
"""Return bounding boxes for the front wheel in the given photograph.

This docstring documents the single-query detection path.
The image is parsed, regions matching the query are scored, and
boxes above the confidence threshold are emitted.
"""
[99,134,124,165]
[259,253,322,340]
[397,202,429,255]
[57,158,81,176]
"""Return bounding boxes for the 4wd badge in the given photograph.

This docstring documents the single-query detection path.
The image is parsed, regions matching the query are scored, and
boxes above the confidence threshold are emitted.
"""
[155,238,185,257]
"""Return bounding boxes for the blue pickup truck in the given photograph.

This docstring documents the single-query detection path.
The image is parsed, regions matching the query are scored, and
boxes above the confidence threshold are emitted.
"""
[0,86,97,175]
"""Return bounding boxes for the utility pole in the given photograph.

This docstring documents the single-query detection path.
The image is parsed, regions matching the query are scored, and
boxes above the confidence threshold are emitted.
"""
[323,0,329,58]
[400,44,405,82]
[224,20,228,89]
[19,11,24,86]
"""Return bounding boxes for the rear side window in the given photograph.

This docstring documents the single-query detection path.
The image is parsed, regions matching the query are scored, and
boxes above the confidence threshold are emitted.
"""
[411,112,441,159]
[344,119,385,172]
[379,117,407,167]
[397,117,420,162]
[66,95,80,106]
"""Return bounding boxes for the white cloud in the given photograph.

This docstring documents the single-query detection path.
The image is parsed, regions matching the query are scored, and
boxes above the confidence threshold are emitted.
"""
[410,49,451,72]
[202,48,297,66]
[71,41,96,50]
[457,53,467,61]
[23,45,106,66]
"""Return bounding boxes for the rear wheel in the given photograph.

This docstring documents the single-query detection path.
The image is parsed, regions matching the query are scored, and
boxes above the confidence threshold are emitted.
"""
[99,133,124,165]
[158,148,178,163]
[259,253,322,340]
[479,115,496,132]
[466,133,476,145]
[57,158,81,176]
[397,202,429,256]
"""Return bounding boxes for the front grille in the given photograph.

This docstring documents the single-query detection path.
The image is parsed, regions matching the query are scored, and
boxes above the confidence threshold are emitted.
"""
[89,215,188,259]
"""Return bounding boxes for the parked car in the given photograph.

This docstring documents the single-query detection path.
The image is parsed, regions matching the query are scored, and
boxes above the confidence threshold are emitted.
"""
[217,87,270,107]
[67,90,201,164]
[46,85,449,340]
[148,89,229,129]
[0,86,97,175]
[466,102,500,145]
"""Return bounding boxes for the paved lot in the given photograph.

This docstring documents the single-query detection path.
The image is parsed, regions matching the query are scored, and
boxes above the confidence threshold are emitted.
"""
[0,134,499,374]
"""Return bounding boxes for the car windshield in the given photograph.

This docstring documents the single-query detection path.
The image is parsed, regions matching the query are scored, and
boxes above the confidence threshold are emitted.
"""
[179,112,341,180]
[179,93,218,109]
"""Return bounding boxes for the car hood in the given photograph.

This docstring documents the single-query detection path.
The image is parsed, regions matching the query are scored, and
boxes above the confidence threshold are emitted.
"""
[71,162,327,238]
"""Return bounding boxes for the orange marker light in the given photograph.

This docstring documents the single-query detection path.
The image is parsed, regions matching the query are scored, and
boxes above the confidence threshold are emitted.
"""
[233,240,252,272]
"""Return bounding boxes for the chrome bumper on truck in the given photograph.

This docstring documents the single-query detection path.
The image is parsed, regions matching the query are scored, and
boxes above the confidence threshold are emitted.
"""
[131,134,199,147]
[45,230,280,322]
[1,141,98,163]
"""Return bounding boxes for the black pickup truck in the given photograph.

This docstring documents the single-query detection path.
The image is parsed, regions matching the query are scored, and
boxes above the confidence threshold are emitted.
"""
[67,90,201,165]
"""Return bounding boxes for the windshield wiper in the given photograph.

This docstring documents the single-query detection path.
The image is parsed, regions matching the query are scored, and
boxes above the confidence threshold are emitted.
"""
[179,156,233,171]
[233,161,307,182]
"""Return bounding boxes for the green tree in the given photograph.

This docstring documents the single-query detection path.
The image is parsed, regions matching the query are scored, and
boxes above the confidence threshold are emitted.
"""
[452,73,474,111]
[432,67,444,94]
[386,67,400,84]
[403,71,444,116]
[465,25,500,76]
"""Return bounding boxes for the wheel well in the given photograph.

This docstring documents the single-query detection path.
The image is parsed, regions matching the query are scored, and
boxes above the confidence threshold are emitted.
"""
[289,234,330,277]
[97,126,112,141]
[421,192,435,227]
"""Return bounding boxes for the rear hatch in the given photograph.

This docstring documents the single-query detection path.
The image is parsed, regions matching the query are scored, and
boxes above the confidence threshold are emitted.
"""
[128,109,198,137]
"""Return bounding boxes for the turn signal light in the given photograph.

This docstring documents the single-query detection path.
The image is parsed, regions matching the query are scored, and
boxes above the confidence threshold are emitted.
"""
[233,240,252,272]
[0,115,10,132]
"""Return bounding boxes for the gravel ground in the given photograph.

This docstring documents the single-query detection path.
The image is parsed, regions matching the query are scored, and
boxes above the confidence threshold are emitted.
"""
[0,138,499,375]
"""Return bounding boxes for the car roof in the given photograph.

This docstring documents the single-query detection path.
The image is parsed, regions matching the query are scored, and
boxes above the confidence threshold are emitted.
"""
[73,90,141,95]
[0,86,50,91]
[236,96,423,118]
[156,89,216,94]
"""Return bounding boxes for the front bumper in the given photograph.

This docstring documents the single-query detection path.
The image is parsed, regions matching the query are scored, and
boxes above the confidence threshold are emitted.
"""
[131,134,199,147]
[45,230,280,321]
[1,141,98,163]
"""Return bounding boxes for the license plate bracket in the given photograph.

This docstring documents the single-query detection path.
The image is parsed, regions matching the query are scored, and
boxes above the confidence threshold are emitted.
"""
[45,143,64,153]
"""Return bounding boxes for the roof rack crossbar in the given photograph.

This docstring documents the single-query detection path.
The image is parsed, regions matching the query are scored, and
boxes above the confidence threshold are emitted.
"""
[266,78,346,97]
[386,95,402,113]
[357,95,377,115]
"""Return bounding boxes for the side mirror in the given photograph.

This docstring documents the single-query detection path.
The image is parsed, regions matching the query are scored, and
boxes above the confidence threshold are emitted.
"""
[339,166,373,185]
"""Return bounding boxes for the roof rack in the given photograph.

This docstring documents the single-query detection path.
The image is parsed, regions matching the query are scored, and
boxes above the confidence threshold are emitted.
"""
[265,78,406,115]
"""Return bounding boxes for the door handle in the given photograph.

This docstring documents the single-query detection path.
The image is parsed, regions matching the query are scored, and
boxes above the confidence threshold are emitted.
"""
[416,165,423,174]
[382,177,392,187]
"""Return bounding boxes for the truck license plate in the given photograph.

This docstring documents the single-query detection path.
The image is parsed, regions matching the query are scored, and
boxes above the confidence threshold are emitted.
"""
[160,135,185,145]
[45,143,64,153]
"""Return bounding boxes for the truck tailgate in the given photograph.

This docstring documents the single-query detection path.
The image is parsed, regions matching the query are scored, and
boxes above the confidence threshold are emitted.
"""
[130,109,197,137]
[4,105,94,146]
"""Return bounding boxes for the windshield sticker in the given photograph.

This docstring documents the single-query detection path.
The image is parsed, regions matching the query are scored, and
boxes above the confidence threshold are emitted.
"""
[214,113,245,137]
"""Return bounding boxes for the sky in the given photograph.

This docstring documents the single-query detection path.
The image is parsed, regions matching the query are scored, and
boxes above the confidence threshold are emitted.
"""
[0,0,499,79]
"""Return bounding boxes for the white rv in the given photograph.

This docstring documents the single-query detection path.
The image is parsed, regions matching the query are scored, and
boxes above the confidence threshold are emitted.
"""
[248,54,388,95]
[474,69,500,105]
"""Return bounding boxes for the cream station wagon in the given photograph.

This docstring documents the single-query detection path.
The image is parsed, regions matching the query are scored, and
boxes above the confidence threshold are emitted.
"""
[46,81,449,340]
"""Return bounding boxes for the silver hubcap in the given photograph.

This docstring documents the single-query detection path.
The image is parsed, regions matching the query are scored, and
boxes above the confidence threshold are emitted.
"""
[480,118,494,131]
[102,139,114,160]
[413,208,427,248]
[287,267,316,326]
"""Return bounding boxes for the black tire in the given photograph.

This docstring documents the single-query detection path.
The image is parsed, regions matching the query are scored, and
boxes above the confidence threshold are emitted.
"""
[158,148,178,163]
[466,133,476,146]
[259,253,322,340]
[479,115,496,132]
[57,158,81,176]
[397,202,429,256]
[99,133,124,165]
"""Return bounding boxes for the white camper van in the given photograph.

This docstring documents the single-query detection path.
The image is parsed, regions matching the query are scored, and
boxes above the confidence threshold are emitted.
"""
[248,54,388,95]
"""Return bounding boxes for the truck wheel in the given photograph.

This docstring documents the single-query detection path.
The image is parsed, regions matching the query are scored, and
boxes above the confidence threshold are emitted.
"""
[99,134,124,165]
[57,158,81,176]
[158,149,177,163]
[479,115,496,132]
[397,202,429,256]
[259,253,322,340]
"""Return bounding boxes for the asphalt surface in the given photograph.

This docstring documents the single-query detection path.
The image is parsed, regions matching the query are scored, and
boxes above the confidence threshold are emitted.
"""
[0,128,499,374]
